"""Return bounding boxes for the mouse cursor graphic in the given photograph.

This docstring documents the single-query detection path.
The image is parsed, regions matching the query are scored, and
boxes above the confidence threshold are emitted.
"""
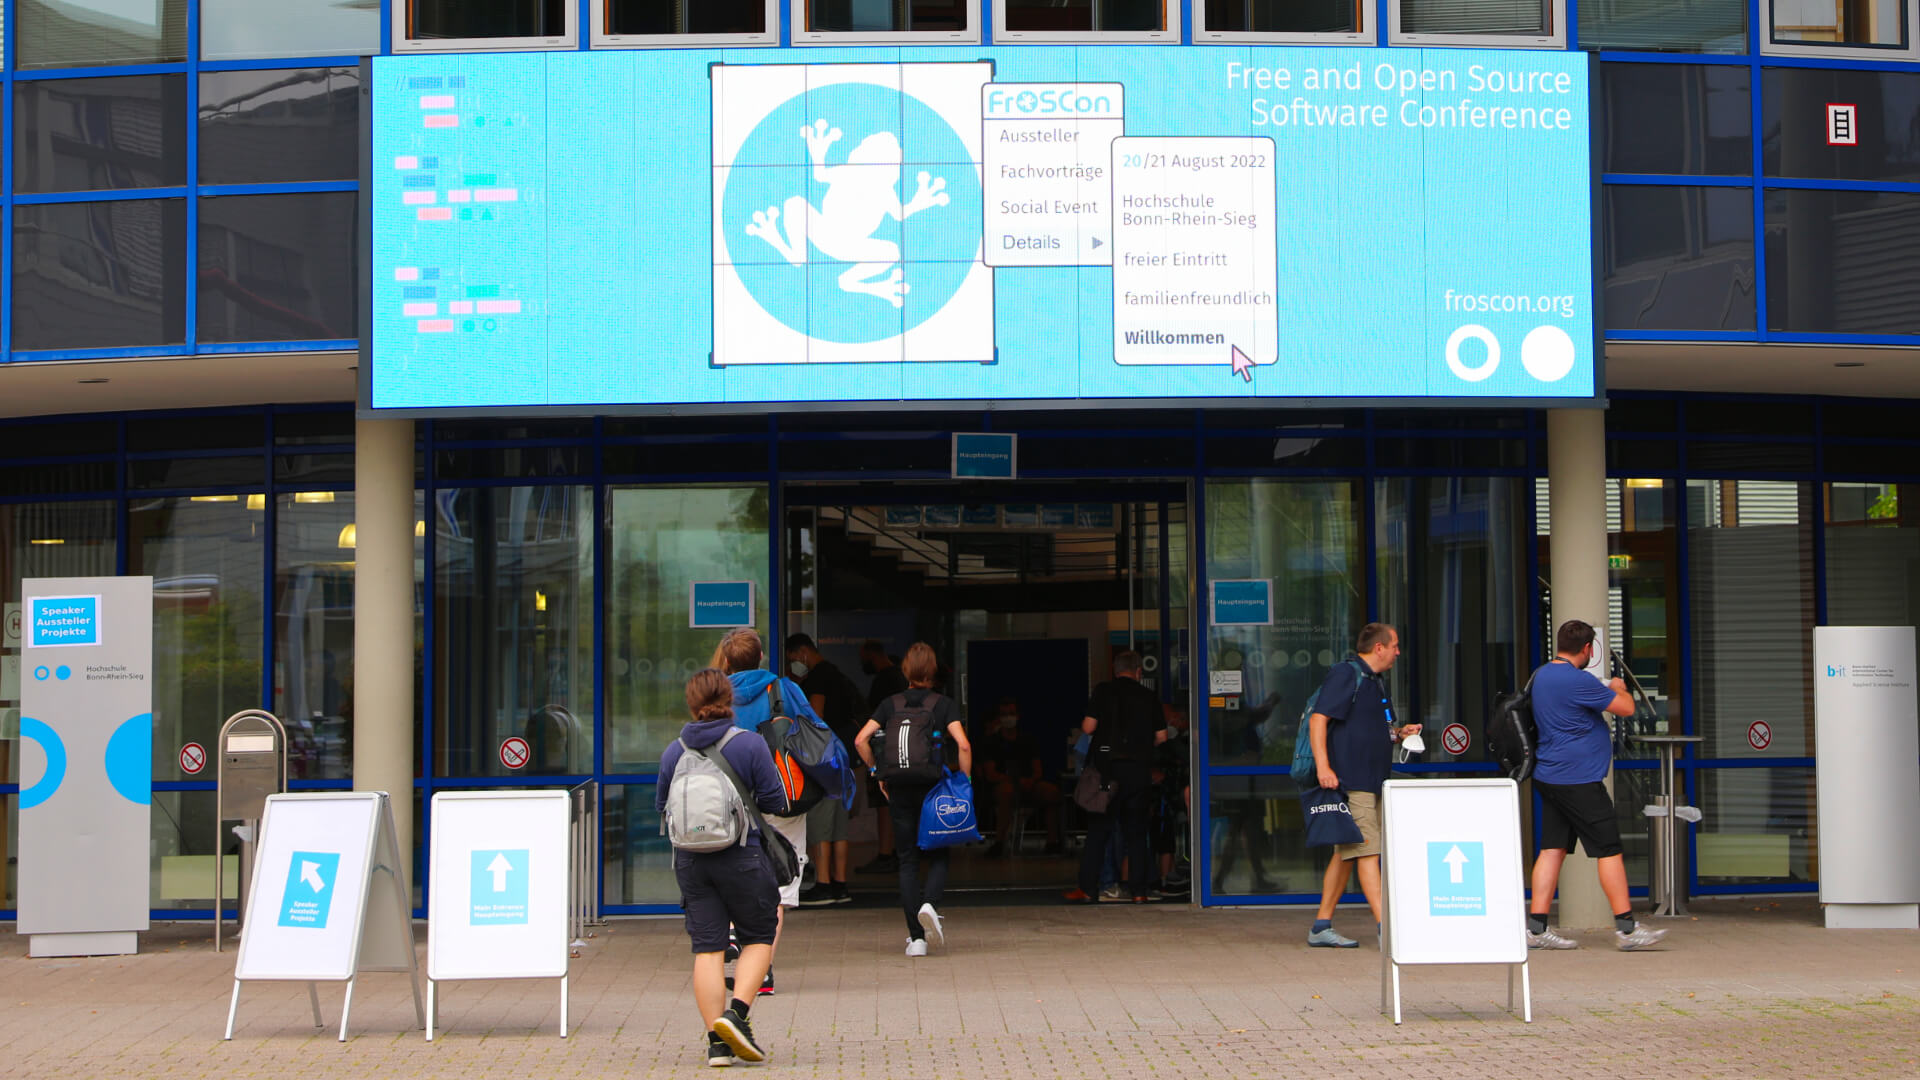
[1230,345,1254,383]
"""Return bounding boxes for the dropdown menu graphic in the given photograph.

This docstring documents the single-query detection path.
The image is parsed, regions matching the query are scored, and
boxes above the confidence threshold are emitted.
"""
[982,83,1124,267]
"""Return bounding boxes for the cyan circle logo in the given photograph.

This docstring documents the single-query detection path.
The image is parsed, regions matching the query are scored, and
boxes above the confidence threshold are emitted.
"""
[18,716,68,809]
[721,82,982,344]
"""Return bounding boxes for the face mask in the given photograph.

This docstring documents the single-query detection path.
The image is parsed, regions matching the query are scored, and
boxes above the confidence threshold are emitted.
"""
[789,660,810,679]
[998,715,1018,731]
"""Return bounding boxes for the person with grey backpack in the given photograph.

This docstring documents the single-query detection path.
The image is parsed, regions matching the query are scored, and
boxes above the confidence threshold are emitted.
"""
[657,668,792,1067]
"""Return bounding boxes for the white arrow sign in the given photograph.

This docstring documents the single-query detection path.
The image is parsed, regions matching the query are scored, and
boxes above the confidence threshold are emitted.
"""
[300,860,326,892]
[487,852,513,892]
[1442,845,1469,885]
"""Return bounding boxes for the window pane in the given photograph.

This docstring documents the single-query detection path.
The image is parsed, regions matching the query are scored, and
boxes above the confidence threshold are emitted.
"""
[2,502,117,795]
[1604,186,1755,332]
[1600,63,1750,175]
[1400,0,1548,35]
[1765,189,1920,334]
[1004,0,1164,31]
[434,486,594,777]
[13,200,187,352]
[409,0,569,39]
[131,497,267,782]
[18,0,187,68]
[1205,0,1360,32]
[605,486,769,773]
[1203,479,1364,767]
[1763,67,1920,182]
[200,69,359,185]
[603,783,677,906]
[201,0,378,60]
[1607,480,1680,724]
[1825,484,1920,689]
[605,0,767,33]
[14,76,187,194]
[1772,0,1907,47]
[1581,0,1746,51]
[1696,767,1814,885]
[1375,478,1527,763]
[1688,480,1813,759]
[809,0,970,31]
[1207,773,1317,896]
[151,789,223,910]
[198,193,357,344]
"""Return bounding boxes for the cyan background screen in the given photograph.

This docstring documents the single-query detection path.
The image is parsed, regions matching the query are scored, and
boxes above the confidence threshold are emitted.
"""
[368,47,1596,411]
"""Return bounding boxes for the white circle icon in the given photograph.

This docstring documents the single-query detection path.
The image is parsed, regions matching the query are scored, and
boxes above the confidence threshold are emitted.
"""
[1521,325,1576,382]
[1446,325,1500,382]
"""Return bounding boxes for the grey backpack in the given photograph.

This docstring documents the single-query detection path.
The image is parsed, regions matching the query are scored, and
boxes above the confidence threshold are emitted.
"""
[663,729,750,852]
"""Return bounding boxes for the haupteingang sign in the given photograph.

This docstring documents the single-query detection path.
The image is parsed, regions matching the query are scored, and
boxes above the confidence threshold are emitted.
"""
[366,46,1596,414]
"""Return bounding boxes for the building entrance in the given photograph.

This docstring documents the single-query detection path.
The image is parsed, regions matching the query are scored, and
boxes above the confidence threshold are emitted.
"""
[781,480,1193,899]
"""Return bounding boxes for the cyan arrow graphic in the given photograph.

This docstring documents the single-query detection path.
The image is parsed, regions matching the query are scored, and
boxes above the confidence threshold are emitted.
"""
[1230,345,1254,383]
[487,852,514,892]
[1443,845,1469,885]
[300,860,325,892]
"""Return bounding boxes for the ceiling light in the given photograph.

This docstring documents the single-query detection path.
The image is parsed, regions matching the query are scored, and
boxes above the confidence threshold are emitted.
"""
[246,494,266,511]
[1624,478,1663,489]
[293,491,336,504]
[415,519,426,538]
[535,590,547,612]
[337,523,357,549]
[189,495,239,503]
[30,538,65,545]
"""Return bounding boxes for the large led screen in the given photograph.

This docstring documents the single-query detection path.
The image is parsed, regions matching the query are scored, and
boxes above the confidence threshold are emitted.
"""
[367,47,1596,411]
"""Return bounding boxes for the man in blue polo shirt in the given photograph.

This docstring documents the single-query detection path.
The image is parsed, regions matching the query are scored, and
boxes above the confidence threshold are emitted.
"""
[1526,619,1669,951]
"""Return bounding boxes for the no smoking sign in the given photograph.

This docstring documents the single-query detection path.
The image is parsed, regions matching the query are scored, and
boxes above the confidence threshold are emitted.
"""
[1747,720,1772,752]
[500,736,531,770]
[1442,723,1471,756]
[180,742,207,775]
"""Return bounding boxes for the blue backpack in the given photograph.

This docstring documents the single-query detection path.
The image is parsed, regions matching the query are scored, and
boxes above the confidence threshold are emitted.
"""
[1288,658,1373,785]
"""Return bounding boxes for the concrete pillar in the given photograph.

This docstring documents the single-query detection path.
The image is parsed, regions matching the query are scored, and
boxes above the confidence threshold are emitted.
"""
[353,418,416,896]
[1546,407,1613,930]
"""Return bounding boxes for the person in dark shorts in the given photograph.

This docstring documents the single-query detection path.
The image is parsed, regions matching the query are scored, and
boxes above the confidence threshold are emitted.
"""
[1526,619,1668,952]
[786,633,862,906]
[656,669,789,1066]
[856,640,908,875]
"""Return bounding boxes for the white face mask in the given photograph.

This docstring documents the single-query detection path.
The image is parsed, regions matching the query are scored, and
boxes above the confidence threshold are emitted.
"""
[789,660,809,679]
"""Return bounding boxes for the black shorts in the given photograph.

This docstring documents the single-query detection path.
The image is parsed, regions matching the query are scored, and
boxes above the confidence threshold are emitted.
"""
[1535,779,1624,859]
[674,843,780,955]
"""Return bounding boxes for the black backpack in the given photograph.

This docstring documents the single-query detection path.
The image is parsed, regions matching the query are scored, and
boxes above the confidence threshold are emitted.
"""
[875,692,946,784]
[1487,667,1543,781]
[762,683,832,814]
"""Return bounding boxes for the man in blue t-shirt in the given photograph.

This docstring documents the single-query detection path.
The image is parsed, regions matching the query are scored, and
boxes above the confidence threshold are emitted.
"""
[1306,623,1421,948]
[1526,619,1668,952]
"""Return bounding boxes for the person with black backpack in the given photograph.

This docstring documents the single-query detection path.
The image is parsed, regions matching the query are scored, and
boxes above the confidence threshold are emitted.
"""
[655,669,789,1067]
[1065,650,1169,905]
[851,642,973,957]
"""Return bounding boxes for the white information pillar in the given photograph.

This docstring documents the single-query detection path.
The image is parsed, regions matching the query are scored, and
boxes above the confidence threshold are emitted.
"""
[425,790,573,1040]
[17,576,153,958]
[1380,779,1531,1025]
[1814,626,1920,930]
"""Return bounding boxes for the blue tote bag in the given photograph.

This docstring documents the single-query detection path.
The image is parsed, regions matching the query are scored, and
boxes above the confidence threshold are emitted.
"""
[1300,787,1364,848]
[918,771,982,849]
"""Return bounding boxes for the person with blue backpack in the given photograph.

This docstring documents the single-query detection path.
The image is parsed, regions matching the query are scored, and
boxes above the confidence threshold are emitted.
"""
[1300,623,1421,948]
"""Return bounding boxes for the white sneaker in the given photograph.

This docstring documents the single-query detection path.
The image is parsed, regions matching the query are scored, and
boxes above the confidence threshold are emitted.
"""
[1527,927,1579,950]
[1099,884,1124,901]
[1615,924,1668,951]
[904,937,928,958]
[917,902,944,946]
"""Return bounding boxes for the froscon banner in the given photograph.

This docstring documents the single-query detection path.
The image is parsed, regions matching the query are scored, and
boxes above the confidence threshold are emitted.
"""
[368,47,1595,411]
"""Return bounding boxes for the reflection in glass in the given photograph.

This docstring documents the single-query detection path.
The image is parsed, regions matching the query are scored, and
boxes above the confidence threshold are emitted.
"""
[1766,189,1920,334]
[1825,484,1920,664]
[1374,478,1526,761]
[604,0,767,33]
[1205,0,1361,33]
[435,486,594,776]
[3,795,16,909]
[1605,479,1680,728]
[1603,186,1755,332]
[130,497,267,782]
[1696,768,1815,884]
[1204,480,1364,767]
[17,0,189,68]
[199,69,359,185]
[1772,0,1907,47]
[1004,0,1164,31]
[198,193,357,343]
[605,487,769,772]
[12,200,188,351]
[1400,0,1548,34]
[1763,67,1920,183]
[13,77,188,194]
[809,0,970,31]
[201,0,378,60]
[1207,773,1318,895]
[1612,767,1653,889]
[1600,63,1750,175]
[603,784,676,906]
[151,790,221,910]
[408,0,569,39]
[1687,480,1813,758]
[1581,0,1745,51]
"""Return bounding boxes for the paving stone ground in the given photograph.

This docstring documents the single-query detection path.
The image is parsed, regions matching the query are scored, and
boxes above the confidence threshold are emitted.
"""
[4,896,1917,1079]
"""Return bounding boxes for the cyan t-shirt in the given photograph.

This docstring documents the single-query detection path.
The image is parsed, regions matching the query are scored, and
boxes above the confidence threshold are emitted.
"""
[1530,661,1621,785]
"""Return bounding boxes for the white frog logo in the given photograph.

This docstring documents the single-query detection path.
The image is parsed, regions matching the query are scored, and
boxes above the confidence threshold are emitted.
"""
[744,119,950,309]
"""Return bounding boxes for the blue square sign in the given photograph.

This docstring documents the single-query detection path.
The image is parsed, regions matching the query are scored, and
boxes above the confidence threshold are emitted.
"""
[1427,841,1486,917]
[27,595,100,648]
[1210,580,1273,627]
[951,433,1017,479]
[689,581,754,628]
[471,849,530,926]
[278,851,341,929]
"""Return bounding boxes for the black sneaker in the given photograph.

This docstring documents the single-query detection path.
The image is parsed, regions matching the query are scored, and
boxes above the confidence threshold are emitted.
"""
[706,1040,735,1068]
[797,884,836,907]
[712,1007,765,1063]
[724,931,740,963]
[856,853,899,874]
[757,971,775,997]
[832,883,853,905]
